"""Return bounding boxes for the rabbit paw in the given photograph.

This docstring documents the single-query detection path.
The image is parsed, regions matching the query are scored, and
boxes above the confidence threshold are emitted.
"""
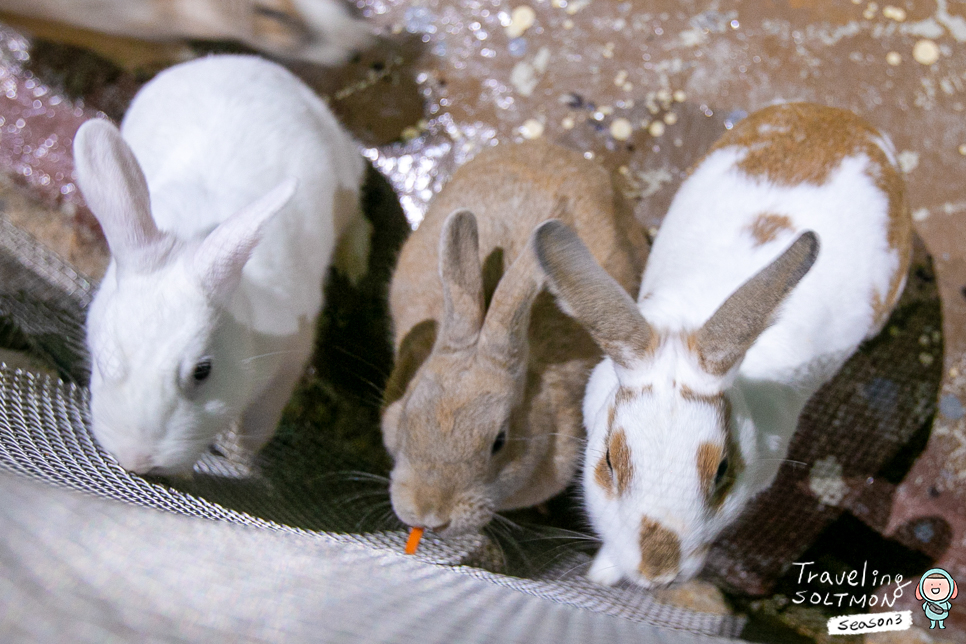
[587,547,623,586]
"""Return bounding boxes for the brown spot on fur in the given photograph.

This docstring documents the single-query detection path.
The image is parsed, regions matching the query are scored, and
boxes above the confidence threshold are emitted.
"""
[685,332,700,356]
[594,454,614,497]
[615,385,635,406]
[710,395,744,510]
[704,103,911,261]
[680,384,725,409]
[697,442,723,492]
[610,428,633,495]
[708,103,876,186]
[607,405,616,429]
[746,213,795,246]
[677,386,742,508]
[638,517,681,579]
[615,384,653,407]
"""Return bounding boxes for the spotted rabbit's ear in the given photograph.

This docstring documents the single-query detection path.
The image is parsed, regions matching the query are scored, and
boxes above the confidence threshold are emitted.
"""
[693,231,819,376]
[534,220,653,369]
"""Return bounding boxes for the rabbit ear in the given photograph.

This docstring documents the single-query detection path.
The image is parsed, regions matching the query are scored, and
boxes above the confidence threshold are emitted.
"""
[72,119,167,273]
[478,240,541,373]
[694,232,819,376]
[437,210,486,352]
[534,220,653,369]
[193,178,298,304]
[478,197,573,364]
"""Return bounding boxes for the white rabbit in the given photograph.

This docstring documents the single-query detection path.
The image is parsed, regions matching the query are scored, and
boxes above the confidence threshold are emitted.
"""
[534,103,911,588]
[73,54,369,475]
[1,0,374,66]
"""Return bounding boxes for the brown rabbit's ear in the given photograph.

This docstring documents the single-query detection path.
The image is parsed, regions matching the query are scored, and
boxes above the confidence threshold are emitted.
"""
[438,210,486,352]
[252,2,313,51]
[478,240,541,374]
[694,232,819,376]
[534,220,652,368]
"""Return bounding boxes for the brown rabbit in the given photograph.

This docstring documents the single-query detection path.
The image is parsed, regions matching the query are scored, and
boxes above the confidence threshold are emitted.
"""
[0,0,373,66]
[382,140,649,536]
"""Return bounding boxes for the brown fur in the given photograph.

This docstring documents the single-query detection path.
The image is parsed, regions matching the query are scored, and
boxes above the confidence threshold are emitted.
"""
[594,453,614,497]
[609,428,634,496]
[710,396,743,510]
[384,140,649,530]
[382,320,437,409]
[0,0,372,65]
[704,103,911,318]
[638,517,681,579]
[697,442,722,494]
[746,213,795,247]
[252,0,311,50]
[679,384,725,408]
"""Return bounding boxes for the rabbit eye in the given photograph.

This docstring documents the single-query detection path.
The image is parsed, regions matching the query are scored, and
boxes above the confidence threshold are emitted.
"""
[605,447,613,472]
[714,457,729,488]
[192,359,213,383]
[492,429,507,454]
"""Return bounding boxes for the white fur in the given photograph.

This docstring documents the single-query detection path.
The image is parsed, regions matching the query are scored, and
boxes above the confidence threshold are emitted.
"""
[76,55,366,474]
[581,114,907,588]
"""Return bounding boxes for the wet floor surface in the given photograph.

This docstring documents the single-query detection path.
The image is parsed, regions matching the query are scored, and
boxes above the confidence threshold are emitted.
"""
[0,0,965,641]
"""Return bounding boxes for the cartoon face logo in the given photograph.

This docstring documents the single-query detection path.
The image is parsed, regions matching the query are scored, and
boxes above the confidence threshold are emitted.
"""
[916,568,958,630]
[923,577,952,601]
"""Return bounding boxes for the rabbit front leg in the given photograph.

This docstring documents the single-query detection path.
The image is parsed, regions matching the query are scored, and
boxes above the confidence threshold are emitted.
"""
[588,543,624,586]
[238,320,317,455]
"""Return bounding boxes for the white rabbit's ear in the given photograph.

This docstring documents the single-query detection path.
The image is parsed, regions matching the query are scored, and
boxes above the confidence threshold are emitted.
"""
[437,210,485,352]
[694,231,819,375]
[534,220,653,368]
[72,119,166,272]
[193,178,298,303]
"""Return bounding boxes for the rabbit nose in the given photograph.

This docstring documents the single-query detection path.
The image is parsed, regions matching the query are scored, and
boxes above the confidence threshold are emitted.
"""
[412,510,450,533]
[638,516,681,581]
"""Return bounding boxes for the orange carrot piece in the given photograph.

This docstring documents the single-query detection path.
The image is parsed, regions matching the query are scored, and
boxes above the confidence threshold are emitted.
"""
[405,526,424,555]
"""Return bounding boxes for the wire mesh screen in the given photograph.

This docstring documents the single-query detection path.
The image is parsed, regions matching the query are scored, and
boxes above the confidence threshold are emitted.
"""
[0,172,748,639]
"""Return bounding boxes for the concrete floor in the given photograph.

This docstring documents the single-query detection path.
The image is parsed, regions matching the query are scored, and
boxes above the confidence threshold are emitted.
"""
[0,0,965,640]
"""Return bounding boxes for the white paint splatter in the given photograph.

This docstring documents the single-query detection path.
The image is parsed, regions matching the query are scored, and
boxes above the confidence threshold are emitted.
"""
[898,150,920,173]
[809,456,847,506]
